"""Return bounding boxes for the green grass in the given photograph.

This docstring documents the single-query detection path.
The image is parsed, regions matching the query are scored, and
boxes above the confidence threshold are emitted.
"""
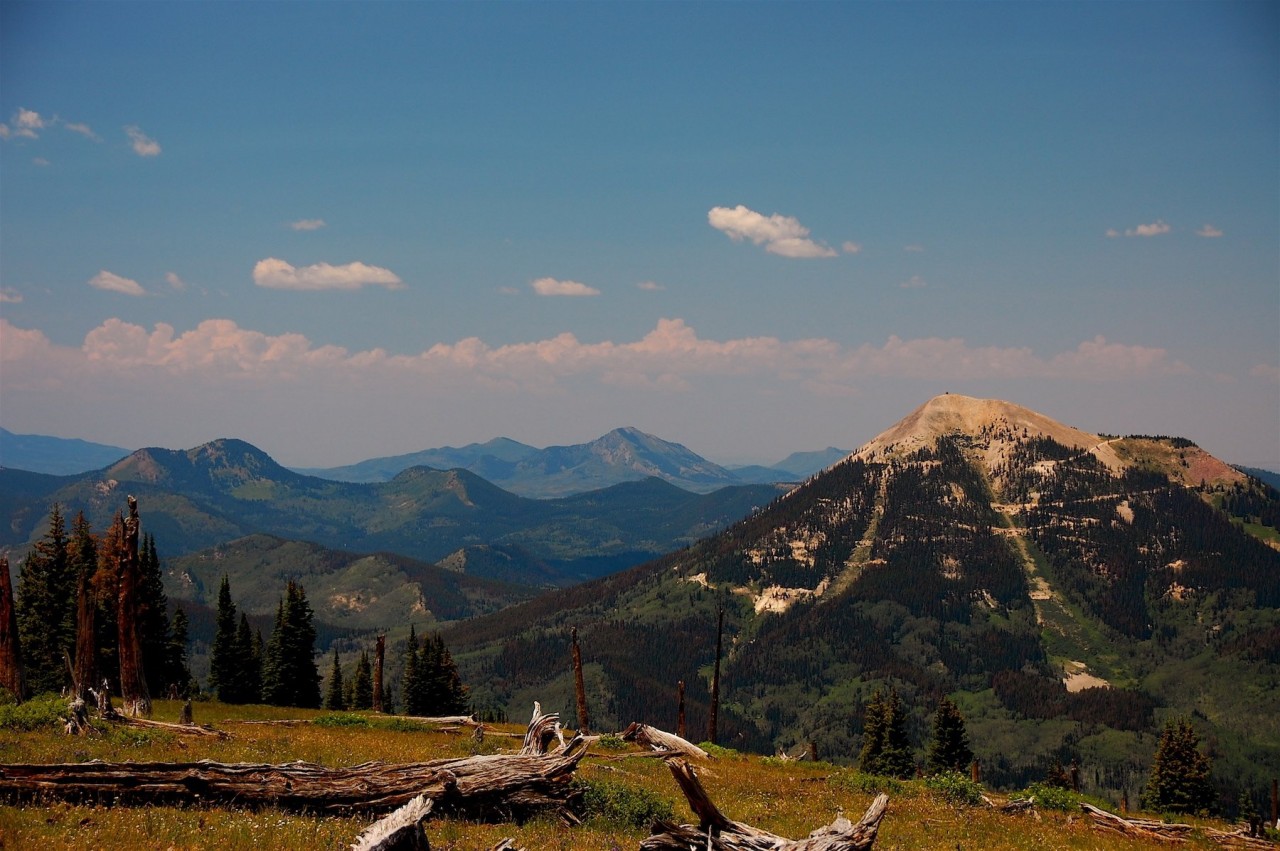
[0,698,1248,849]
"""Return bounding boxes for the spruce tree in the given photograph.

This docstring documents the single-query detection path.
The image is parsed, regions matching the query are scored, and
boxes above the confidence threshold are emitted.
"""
[324,648,345,710]
[166,606,192,698]
[92,516,121,692]
[402,625,422,715]
[260,599,286,705]
[859,687,914,778]
[207,576,241,702]
[137,534,171,697]
[234,613,261,703]
[16,504,75,695]
[926,695,974,774]
[1145,718,1215,814]
[261,582,320,708]
[352,651,373,710]
[858,689,887,774]
[69,512,99,699]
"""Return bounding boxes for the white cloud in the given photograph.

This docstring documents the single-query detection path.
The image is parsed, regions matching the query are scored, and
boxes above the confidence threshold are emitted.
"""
[900,275,927,289]
[842,241,862,255]
[1,108,45,140]
[252,257,404,291]
[125,125,161,157]
[708,205,836,258]
[165,272,187,291]
[0,288,22,303]
[531,277,600,297]
[1196,224,1223,238]
[63,122,99,141]
[1108,220,1171,238]
[289,219,327,231]
[88,270,146,296]
[637,281,665,291]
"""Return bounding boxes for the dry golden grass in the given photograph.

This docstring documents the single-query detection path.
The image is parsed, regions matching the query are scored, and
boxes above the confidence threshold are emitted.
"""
[0,699,1237,850]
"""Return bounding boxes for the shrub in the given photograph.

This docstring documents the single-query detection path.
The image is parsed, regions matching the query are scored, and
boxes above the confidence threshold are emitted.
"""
[595,733,629,751]
[574,778,675,829]
[1014,782,1081,811]
[923,771,985,807]
[697,742,742,759]
[313,712,370,728]
[829,770,906,797]
[0,694,69,731]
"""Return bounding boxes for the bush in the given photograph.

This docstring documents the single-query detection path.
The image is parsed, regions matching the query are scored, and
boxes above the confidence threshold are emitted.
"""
[595,733,629,751]
[1014,782,1081,812]
[574,778,675,829]
[829,770,907,797]
[0,694,69,731]
[923,771,985,807]
[697,742,742,759]
[313,712,370,728]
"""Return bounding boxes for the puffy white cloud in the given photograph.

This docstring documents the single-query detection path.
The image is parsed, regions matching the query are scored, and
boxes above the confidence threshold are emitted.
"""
[63,122,99,141]
[125,125,161,157]
[637,281,665,291]
[1,108,45,140]
[708,205,836,258]
[0,288,22,303]
[289,219,327,231]
[88,270,146,296]
[1196,224,1223,238]
[165,272,187,291]
[842,241,862,255]
[252,257,404,291]
[531,277,600,297]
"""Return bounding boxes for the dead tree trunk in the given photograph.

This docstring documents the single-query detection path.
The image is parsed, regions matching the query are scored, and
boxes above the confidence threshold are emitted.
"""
[642,759,889,850]
[621,722,710,760]
[374,633,386,713]
[709,604,723,745]
[353,794,433,851]
[520,702,566,755]
[0,739,589,818]
[72,561,96,702]
[1080,803,1193,842]
[115,497,150,718]
[570,627,589,736]
[676,680,686,740]
[0,556,24,700]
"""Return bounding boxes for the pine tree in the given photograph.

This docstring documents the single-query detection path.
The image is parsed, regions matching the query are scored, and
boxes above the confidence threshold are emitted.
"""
[402,625,422,715]
[351,651,373,710]
[1145,718,1215,814]
[926,695,973,774]
[69,512,99,699]
[859,687,914,778]
[208,576,241,702]
[858,689,887,774]
[234,613,261,703]
[16,504,75,695]
[324,648,345,710]
[137,534,171,697]
[261,582,320,708]
[261,599,286,705]
[166,606,192,698]
[92,516,121,692]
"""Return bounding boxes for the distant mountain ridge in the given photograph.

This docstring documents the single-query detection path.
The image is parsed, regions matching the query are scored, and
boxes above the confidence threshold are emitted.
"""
[298,427,848,496]
[0,428,132,476]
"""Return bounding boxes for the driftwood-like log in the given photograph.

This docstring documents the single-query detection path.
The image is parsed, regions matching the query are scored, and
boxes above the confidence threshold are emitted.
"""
[1203,826,1280,849]
[621,722,710,760]
[352,794,433,851]
[520,702,566,755]
[1080,803,1192,843]
[642,759,888,850]
[0,738,589,818]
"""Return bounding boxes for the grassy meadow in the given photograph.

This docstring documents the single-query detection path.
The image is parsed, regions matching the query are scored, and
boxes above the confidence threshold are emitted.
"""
[0,697,1258,850]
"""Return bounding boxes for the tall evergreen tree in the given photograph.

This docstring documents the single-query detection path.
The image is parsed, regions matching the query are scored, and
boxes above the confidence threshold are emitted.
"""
[1145,718,1215,814]
[324,648,345,710]
[859,687,914,778]
[234,613,261,703]
[69,512,98,700]
[926,695,974,774]
[137,534,171,697]
[351,650,374,711]
[261,581,320,708]
[401,625,423,715]
[92,516,121,692]
[207,575,241,702]
[16,504,75,695]
[166,606,192,698]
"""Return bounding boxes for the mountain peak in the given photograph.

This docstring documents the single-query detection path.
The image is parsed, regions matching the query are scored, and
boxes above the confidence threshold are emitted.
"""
[852,394,1100,463]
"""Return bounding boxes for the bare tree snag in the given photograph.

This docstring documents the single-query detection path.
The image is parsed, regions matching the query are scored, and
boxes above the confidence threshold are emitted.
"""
[0,555,24,700]
[642,759,888,850]
[520,702,566,755]
[570,627,589,736]
[0,739,589,818]
[677,680,686,740]
[352,794,433,851]
[709,604,723,745]
[621,722,710,760]
[374,633,386,713]
[115,497,151,718]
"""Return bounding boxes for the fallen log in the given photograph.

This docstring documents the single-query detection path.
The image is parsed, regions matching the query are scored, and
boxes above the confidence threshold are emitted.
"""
[0,737,589,818]
[1080,803,1192,843]
[520,702,566,755]
[1203,826,1280,849]
[621,722,710,760]
[642,758,888,850]
[352,794,433,851]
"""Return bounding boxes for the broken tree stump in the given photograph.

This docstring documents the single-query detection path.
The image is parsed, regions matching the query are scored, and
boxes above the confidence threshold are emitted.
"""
[621,722,711,760]
[0,738,589,818]
[520,702,566,755]
[352,794,433,851]
[642,758,889,850]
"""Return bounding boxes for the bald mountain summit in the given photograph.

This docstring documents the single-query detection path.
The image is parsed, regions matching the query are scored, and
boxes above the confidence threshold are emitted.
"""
[448,394,1280,804]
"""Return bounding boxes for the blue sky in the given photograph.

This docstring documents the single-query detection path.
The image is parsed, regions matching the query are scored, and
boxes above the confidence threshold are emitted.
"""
[1,1,1277,469]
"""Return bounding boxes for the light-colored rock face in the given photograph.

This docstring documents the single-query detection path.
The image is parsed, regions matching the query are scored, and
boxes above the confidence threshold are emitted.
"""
[851,394,1101,464]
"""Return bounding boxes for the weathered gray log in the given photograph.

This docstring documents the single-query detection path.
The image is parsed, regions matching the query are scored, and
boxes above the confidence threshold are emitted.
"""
[0,738,589,817]
[642,759,888,850]
[352,794,433,851]
[520,702,565,755]
[621,722,710,760]
[1080,803,1192,843]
